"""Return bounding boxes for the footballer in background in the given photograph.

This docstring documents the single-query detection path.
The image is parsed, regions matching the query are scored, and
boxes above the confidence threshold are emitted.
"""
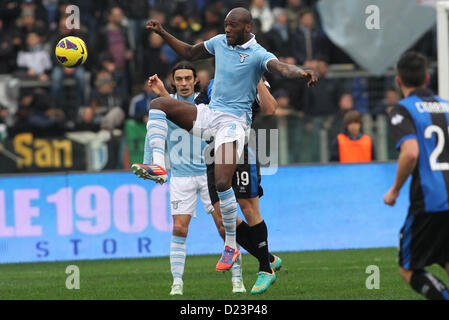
[384,52,449,300]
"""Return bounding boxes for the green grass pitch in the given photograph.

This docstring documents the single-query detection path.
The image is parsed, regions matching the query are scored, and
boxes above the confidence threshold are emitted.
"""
[1,247,446,299]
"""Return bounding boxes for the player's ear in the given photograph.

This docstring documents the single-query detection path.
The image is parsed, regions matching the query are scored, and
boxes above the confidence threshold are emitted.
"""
[395,75,402,87]
[425,73,430,85]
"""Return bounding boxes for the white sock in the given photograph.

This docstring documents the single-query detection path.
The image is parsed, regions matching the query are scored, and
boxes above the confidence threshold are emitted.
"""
[147,109,167,168]
[231,247,242,281]
[170,235,186,285]
[218,188,237,249]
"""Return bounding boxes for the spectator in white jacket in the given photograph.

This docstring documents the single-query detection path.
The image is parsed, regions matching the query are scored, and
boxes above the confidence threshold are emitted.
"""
[250,0,274,33]
[16,30,52,83]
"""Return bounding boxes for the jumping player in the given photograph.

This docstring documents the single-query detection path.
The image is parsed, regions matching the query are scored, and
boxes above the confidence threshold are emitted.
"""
[196,77,284,294]
[132,62,245,295]
[384,51,449,300]
[144,7,317,292]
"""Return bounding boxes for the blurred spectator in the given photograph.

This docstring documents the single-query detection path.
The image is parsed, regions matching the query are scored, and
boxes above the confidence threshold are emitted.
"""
[42,0,59,29]
[326,92,355,136]
[49,16,87,109]
[266,7,295,61]
[96,6,134,105]
[252,18,269,49]
[203,4,223,31]
[197,69,211,90]
[290,8,326,65]
[372,87,400,115]
[172,0,200,18]
[330,110,375,163]
[74,103,100,132]
[15,30,51,82]
[0,104,9,140]
[28,88,65,136]
[338,93,354,113]
[250,0,274,33]
[142,31,169,82]
[79,70,125,131]
[120,0,151,75]
[161,12,204,68]
[167,14,190,42]
[16,0,48,40]
[350,76,369,113]
[128,80,157,122]
[98,52,116,75]
[0,1,22,30]
[9,88,64,136]
[202,26,219,41]
[9,91,33,136]
[0,18,19,73]
[272,88,295,116]
[148,7,167,26]
[20,0,49,24]
[285,0,304,32]
[301,60,345,115]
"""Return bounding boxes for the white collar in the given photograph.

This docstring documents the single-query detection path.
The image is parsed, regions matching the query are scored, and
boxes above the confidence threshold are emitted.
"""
[234,34,257,49]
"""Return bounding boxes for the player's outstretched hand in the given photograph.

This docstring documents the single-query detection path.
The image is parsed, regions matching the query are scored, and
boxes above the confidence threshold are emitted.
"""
[302,69,318,87]
[146,19,164,34]
[383,187,399,206]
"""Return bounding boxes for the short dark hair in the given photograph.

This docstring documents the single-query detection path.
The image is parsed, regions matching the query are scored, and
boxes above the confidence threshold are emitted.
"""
[343,110,362,128]
[397,51,427,88]
[170,61,201,93]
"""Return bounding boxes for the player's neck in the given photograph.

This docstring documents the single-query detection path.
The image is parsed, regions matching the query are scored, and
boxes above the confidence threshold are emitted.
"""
[401,85,425,98]
[235,34,252,47]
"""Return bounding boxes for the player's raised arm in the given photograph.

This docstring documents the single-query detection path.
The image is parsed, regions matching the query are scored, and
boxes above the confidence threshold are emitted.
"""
[267,59,318,87]
[146,19,212,61]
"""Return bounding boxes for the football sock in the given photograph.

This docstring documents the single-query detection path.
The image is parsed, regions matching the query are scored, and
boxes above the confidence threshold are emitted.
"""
[217,188,238,249]
[170,235,186,285]
[143,130,152,164]
[148,109,168,168]
[236,221,275,263]
[410,269,449,300]
[248,220,272,273]
[231,245,242,280]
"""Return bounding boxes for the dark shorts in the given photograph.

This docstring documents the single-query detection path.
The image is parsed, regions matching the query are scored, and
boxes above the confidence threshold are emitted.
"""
[399,210,449,270]
[207,143,263,205]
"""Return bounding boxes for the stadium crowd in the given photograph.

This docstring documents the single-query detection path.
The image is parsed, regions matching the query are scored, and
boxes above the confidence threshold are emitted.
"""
[0,0,438,140]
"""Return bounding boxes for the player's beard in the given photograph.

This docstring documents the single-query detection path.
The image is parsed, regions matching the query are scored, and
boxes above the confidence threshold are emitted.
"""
[227,31,244,46]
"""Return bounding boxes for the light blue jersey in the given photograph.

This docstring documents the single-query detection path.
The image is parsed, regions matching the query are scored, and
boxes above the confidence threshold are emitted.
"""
[144,93,207,177]
[204,34,277,123]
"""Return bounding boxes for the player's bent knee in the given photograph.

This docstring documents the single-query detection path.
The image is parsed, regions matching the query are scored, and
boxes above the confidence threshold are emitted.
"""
[215,178,233,192]
[149,97,168,111]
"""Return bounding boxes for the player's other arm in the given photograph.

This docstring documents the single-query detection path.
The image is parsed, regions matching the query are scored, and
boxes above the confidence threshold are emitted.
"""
[267,59,318,87]
[384,139,419,206]
[257,79,278,115]
[384,105,419,206]
[146,19,212,61]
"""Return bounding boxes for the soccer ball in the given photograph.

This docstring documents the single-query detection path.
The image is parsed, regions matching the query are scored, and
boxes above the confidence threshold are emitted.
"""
[55,36,88,68]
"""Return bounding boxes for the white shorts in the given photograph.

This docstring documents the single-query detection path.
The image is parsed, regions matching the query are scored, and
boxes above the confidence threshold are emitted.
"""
[169,174,214,217]
[192,104,248,162]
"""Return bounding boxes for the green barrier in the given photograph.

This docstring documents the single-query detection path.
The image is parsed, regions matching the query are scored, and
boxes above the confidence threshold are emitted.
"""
[124,119,147,167]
